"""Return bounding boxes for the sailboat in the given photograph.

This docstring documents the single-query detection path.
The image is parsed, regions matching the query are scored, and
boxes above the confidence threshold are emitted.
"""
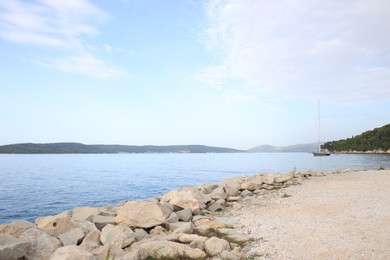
[313,100,331,156]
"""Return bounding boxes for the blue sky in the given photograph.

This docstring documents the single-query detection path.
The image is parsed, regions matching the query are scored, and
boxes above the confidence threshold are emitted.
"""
[0,0,389,149]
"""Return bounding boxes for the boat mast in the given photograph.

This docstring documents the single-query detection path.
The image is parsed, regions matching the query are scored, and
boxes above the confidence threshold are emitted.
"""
[317,99,321,151]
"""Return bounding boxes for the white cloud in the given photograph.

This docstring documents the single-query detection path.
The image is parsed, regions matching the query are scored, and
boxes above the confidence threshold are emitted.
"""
[32,54,124,79]
[202,0,390,102]
[0,0,122,79]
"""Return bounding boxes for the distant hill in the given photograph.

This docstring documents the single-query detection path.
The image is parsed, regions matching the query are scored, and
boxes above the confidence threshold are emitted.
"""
[0,142,244,154]
[247,143,315,153]
[324,124,390,153]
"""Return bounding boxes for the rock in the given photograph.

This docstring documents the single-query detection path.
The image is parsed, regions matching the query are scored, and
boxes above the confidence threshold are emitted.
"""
[133,240,207,259]
[79,230,101,251]
[220,179,241,196]
[213,217,235,228]
[100,224,135,249]
[0,220,35,237]
[221,250,241,260]
[116,200,172,228]
[208,201,223,212]
[178,233,207,250]
[58,227,86,246]
[149,226,169,236]
[74,220,99,234]
[275,174,293,183]
[133,228,148,242]
[217,228,250,243]
[169,222,193,234]
[241,189,254,197]
[161,187,212,214]
[176,208,193,222]
[92,215,116,230]
[194,219,226,229]
[262,175,275,185]
[165,212,180,223]
[50,245,95,260]
[202,183,219,193]
[92,244,125,259]
[210,186,228,200]
[35,215,74,237]
[0,234,31,259]
[72,207,100,222]
[19,228,62,260]
[227,196,240,202]
[205,236,230,256]
[241,181,260,191]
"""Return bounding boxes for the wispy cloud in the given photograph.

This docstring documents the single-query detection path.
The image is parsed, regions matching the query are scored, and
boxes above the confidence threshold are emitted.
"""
[202,0,390,102]
[0,0,123,78]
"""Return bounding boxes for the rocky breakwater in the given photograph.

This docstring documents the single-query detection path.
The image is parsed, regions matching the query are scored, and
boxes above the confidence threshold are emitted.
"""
[0,170,338,259]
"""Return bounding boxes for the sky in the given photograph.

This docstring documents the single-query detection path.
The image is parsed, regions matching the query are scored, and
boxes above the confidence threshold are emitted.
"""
[0,0,389,150]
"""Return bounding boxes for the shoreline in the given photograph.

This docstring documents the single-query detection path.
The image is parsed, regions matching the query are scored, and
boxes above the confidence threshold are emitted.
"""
[1,168,389,259]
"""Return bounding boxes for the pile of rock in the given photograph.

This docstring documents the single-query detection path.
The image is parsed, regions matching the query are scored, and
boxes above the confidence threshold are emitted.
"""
[0,170,342,259]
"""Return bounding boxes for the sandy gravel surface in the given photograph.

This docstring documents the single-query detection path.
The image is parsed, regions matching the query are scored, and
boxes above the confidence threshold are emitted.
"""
[226,170,390,260]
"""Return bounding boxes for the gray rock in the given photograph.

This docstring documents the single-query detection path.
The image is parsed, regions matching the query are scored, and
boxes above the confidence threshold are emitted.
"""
[19,228,61,260]
[169,222,194,234]
[203,183,219,194]
[79,230,101,251]
[59,227,86,246]
[208,201,223,212]
[210,186,228,200]
[50,245,95,260]
[213,217,235,228]
[176,208,193,222]
[165,212,180,223]
[92,215,116,230]
[0,234,31,259]
[100,224,135,249]
[241,189,254,197]
[133,228,148,242]
[205,236,230,256]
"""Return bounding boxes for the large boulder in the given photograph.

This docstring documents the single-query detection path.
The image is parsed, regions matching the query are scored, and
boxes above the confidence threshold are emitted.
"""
[161,187,212,213]
[50,245,95,260]
[35,215,74,237]
[72,207,100,222]
[19,228,62,260]
[176,208,193,222]
[0,220,35,237]
[0,234,31,259]
[116,200,172,228]
[100,224,135,249]
[205,237,230,256]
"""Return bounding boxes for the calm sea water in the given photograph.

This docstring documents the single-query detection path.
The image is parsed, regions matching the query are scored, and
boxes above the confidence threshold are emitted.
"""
[1,153,389,224]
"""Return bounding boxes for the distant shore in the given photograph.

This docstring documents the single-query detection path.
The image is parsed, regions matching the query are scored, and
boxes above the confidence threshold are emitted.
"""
[331,150,390,154]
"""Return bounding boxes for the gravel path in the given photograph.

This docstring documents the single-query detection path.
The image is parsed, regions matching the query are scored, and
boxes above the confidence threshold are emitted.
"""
[226,169,390,260]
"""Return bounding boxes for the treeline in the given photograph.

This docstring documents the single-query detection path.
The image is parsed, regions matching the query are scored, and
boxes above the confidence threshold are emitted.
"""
[324,124,390,152]
[0,142,243,154]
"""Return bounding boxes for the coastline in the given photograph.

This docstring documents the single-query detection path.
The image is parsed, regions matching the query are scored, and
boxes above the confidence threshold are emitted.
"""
[1,168,389,259]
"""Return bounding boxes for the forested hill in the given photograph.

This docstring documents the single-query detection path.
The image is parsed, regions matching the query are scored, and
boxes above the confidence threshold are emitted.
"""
[324,124,390,153]
[0,143,244,154]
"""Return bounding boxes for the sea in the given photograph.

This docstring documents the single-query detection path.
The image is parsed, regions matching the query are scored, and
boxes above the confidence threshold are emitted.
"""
[1,152,389,224]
